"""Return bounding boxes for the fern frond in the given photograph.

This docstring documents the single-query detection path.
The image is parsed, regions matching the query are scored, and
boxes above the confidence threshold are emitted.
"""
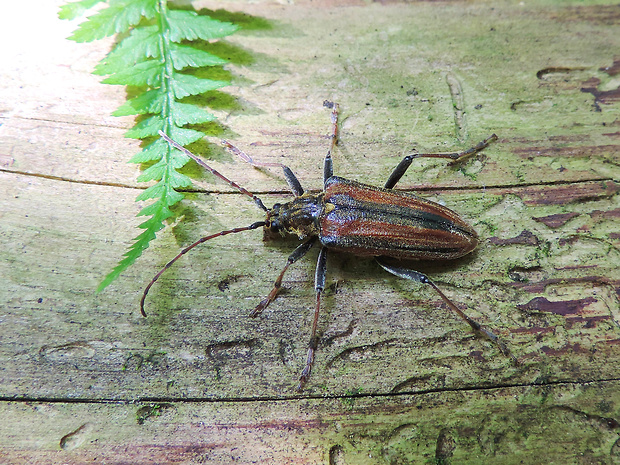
[60,0,239,292]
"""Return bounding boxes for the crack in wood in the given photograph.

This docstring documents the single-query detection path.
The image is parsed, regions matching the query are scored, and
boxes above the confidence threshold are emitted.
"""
[324,338,399,370]
[446,72,467,143]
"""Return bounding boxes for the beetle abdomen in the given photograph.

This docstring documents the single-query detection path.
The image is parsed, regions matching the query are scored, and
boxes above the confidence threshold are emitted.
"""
[319,177,478,260]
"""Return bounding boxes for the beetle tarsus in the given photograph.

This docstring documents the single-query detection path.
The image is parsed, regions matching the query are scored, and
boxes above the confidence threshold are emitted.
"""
[298,335,320,391]
[401,133,499,166]
[250,299,269,318]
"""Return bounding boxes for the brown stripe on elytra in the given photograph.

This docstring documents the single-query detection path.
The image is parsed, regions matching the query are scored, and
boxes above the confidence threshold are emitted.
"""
[327,196,468,230]
[320,217,477,260]
[324,176,474,233]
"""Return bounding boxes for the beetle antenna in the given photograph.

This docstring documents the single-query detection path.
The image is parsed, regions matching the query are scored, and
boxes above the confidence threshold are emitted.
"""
[158,131,268,212]
[140,221,267,317]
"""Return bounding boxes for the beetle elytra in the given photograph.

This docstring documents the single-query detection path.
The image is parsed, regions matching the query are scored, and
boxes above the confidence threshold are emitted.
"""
[142,101,515,390]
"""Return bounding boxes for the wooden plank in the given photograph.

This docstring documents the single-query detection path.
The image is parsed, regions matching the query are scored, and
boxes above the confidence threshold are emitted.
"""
[1,0,619,461]
[0,381,618,464]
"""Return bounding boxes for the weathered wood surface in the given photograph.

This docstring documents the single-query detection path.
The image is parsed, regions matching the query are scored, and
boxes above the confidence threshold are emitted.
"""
[1,0,619,463]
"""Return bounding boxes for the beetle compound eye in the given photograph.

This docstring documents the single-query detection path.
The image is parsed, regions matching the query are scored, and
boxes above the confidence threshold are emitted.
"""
[268,204,283,232]
[270,219,281,232]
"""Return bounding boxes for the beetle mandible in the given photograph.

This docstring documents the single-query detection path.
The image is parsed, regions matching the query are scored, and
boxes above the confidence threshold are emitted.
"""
[142,101,516,390]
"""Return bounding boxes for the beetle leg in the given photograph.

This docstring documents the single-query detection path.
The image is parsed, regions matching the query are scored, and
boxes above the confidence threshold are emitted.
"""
[383,134,498,189]
[376,258,518,364]
[298,246,328,390]
[222,140,305,197]
[322,101,339,184]
[249,237,317,318]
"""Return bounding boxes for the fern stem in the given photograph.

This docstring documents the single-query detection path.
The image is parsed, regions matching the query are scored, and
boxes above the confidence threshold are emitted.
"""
[158,0,175,134]
[158,0,174,192]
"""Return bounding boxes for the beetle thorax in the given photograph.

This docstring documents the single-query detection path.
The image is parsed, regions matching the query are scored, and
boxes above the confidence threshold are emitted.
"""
[267,193,324,239]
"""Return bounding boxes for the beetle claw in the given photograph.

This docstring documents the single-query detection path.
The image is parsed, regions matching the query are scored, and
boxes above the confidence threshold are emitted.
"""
[249,300,267,318]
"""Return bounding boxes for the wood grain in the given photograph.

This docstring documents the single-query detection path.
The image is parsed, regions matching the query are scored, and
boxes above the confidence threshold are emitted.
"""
[1,0,619,463]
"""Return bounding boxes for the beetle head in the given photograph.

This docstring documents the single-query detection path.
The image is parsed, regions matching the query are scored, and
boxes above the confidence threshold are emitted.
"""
[266,194,324,239]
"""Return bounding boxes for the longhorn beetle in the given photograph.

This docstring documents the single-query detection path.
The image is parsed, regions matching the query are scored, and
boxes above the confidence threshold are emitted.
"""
[142,101,516,390]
